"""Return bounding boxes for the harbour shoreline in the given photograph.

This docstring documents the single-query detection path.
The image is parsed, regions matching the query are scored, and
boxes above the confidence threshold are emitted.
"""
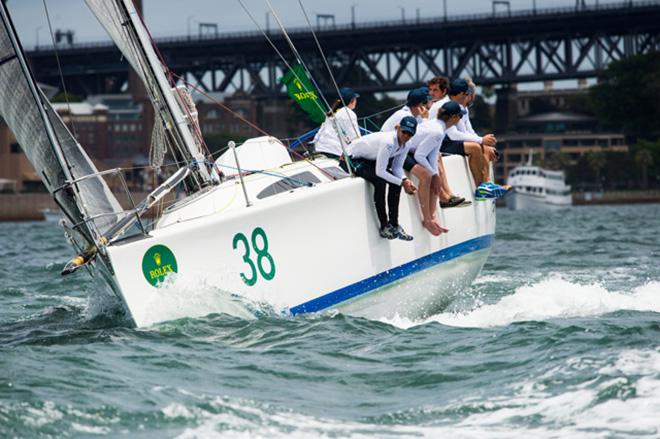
[2,190,659,221]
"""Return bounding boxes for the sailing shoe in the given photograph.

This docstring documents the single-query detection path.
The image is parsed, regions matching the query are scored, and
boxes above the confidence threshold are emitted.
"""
[475,182,511,200]
[393,225,414,241]
[440,195,466,208]
[379,224,397,239]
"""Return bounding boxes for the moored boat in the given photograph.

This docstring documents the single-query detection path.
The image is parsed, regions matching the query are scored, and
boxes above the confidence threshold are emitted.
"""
[506,164,572,210]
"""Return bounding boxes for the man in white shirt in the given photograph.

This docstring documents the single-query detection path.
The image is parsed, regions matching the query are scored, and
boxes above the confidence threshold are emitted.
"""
[343,116,418,240]
[380,88,430,132]
[402,101,466,236]
[427,76,450,120]
[441,79,497,184]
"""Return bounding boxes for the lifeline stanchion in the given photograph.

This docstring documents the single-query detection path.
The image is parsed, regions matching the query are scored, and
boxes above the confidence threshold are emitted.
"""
[230,141,252,207]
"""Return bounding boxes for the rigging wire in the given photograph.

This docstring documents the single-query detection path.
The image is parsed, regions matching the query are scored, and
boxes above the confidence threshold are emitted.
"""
[169,72,337,181]
[295,0,362,141]
[41,0,78,138]
[237,0,331,117]
[264,0,356,174]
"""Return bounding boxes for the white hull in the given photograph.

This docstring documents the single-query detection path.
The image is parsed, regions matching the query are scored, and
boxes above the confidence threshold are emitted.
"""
[100,153,495,327]
[506,191,572,210]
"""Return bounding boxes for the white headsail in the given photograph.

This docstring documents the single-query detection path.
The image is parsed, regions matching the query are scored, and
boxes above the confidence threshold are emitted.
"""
[84,0,212,188]
[0,3,123,245]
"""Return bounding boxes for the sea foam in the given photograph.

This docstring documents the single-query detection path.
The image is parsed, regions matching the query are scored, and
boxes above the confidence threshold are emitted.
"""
[382,276,660,329]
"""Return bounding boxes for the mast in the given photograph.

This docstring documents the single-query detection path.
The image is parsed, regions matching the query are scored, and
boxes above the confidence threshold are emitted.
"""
[115,0,213,189]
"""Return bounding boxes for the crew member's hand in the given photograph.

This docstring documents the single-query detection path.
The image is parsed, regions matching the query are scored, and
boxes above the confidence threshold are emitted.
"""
[485,146,498,161]
[402,178,417,194]
[482,134,497,147]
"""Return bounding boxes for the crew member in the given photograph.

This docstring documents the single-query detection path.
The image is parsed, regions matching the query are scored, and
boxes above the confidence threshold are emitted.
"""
[313,87,361,159]
[403,101,466,235]
[342,116,419,240]
[380,87,430,132]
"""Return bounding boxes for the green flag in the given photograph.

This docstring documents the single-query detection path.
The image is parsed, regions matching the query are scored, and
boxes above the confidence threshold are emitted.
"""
[279,64,326,124]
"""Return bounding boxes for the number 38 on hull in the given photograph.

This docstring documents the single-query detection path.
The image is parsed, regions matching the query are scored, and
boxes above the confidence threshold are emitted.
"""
[101,138,496,327]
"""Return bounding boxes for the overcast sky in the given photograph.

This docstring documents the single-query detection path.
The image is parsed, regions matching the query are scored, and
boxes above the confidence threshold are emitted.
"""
[7,0,627,47]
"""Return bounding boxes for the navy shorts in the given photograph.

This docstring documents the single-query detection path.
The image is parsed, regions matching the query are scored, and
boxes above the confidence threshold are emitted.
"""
[403,153,417,172]
[441,137,465,155]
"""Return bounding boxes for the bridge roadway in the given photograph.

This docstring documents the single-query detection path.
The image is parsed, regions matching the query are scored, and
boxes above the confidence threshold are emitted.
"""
[26,1,660,97]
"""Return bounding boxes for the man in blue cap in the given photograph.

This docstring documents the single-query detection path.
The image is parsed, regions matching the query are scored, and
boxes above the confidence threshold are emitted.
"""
[403,100,469,235]
[442,78,509,198]
[380,87,431,132]
[342,116,419,240]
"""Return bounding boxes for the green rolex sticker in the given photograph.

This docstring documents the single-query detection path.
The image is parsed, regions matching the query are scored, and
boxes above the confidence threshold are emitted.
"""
[142,244,178,286]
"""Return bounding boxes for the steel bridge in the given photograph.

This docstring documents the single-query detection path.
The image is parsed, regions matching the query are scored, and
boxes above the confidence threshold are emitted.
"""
[27,1,660,97]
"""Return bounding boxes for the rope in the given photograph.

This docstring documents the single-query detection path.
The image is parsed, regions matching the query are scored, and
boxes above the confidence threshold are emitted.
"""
[41,0,78,138]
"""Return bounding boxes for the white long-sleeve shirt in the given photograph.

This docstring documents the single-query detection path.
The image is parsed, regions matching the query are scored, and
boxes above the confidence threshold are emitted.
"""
[380,106,426,133]
[380,106,412,132]
[348,131,410,186]
[406,119,448,176]
[445,100,483,143]
[313,107,360,156]
[428,96,450,120]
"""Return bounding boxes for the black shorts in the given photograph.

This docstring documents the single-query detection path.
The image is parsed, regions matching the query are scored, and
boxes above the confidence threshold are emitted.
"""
[441,137,465,155]
[403,153,417,172]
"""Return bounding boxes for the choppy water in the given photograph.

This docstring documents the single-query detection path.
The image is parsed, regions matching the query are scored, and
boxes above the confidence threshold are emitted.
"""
[1,204,659,438]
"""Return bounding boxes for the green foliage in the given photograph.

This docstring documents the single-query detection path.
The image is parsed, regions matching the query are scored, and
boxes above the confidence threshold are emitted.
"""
[203,133,248,157]
[50,92,83,103]
[589,52,660,139]
[630,139,660,188]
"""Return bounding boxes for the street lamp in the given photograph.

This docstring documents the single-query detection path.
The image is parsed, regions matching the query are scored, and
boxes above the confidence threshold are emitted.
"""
[351,4,357,28]
[35,25,44,49]
[187,15,195,37]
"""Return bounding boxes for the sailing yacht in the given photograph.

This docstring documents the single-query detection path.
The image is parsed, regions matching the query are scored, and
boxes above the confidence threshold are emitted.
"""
[0,1,496,327]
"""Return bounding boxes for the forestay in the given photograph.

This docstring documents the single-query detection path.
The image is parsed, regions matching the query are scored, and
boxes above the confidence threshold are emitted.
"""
[0,4,123,243]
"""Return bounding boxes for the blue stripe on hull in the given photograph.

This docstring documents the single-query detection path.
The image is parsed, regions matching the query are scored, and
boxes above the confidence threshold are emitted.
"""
[289,234,494,315]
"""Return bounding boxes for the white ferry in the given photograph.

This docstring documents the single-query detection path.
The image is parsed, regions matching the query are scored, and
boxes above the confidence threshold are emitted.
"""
[506,165,572,210]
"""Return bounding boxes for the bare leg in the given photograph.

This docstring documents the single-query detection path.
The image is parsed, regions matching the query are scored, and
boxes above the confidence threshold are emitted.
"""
[411,165,445,235]
[436,155,455,202]
[464,142,487,185]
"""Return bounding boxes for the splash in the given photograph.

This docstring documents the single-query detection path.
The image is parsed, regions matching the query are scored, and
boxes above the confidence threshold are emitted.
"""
[135,270,280,327]
[383,276,660,329]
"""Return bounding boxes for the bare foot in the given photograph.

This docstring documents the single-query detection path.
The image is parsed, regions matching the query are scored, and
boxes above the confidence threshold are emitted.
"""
[423,219,448,236]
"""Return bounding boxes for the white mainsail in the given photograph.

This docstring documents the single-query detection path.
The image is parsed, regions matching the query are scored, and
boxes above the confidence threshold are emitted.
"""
[84,0,212,188]
[0,3,123,243]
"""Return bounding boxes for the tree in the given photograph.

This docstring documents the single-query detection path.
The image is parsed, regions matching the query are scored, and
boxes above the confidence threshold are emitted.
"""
[635,149,654,189]
[586,151,606,189]
[631,139,660,189]
[544,151,570,170]
[589,52,660,140]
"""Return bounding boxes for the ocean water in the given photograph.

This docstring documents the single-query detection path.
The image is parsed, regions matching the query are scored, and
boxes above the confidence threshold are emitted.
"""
[1,204,659,438]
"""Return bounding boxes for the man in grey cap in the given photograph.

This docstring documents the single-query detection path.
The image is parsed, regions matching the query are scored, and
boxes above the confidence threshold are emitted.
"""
[342,116,419,240]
